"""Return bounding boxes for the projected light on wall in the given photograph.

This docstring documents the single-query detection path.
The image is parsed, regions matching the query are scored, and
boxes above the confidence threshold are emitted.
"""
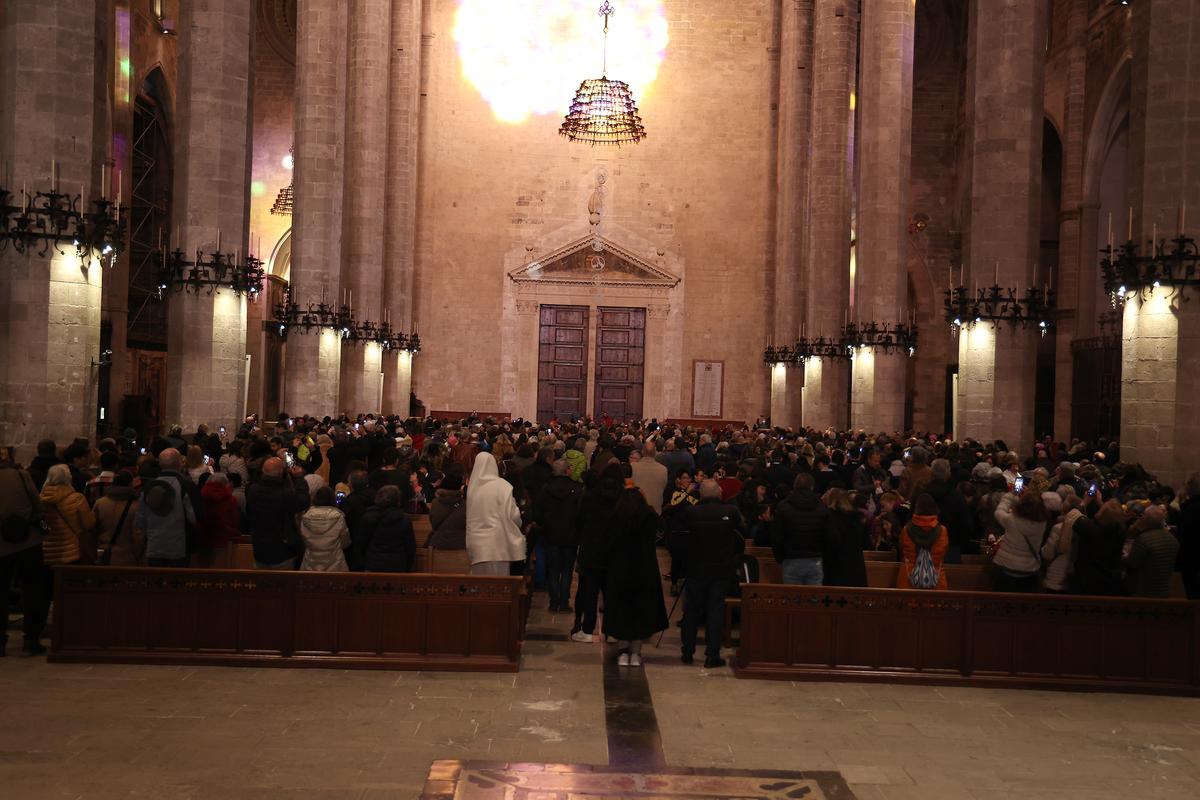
[453,0,668,125]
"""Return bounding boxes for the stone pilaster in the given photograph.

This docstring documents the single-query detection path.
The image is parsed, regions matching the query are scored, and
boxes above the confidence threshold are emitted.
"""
[384,349,413,417]
[1120,0,1200,489]
[0,0,102,459]
[339,0,392,415]
[1053,0,1089,442]
[801,0,856,431]
[958,0,1046,451]
[769,0,812,429]
[166,0,254,433]
[383,0,422,413]
[852,0,914,434]
[285,0,347,415]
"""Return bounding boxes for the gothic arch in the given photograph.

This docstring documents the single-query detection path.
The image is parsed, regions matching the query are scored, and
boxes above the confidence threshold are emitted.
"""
[1083,54,1131,205]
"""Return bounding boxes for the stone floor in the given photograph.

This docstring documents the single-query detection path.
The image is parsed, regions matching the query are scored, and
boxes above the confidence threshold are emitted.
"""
[5,596,1200,799]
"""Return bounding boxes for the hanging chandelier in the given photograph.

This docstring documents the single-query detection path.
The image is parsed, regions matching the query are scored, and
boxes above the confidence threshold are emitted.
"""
[559,2,647,146]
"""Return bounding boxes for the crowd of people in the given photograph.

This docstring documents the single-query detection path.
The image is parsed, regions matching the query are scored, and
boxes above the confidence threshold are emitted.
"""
[2,414,1198,665]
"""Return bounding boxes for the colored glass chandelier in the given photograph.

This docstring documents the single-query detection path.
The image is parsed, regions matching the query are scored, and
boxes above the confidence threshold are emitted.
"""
[559,3,647,147]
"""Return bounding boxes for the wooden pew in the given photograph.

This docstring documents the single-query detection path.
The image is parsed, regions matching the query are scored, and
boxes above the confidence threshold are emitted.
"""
[733,582,1200,695]
[50,566,524,672]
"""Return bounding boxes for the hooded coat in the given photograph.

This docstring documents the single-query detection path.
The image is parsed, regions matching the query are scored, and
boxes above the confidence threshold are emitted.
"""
[602,493,669,642]
[200,480,242,551]
[39,483,95,565]
[299,506,350,571]
[427,488,467,549]
[465,453,526,565]
[93,484,144,566]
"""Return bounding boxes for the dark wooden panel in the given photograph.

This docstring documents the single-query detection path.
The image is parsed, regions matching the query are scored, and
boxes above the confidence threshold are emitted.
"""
[538,304,588,421]
[294,595,338,654]
[50,568,525,672]
[426,604,471,656]
[593,306,644,420]
[734,584,1200,695]
[337,597,383,654]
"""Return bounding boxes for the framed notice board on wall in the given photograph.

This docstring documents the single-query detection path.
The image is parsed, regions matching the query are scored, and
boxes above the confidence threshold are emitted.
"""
[692,360,724,418]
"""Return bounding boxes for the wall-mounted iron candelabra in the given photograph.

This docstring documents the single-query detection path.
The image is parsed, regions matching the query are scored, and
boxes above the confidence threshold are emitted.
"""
[0,182,124,263]
[1100,231,1198,304]
[944,283,1056,336]
[764,321,917,366]
[155,241,265,298]
[841,321,919,356]
[268,287,420,353]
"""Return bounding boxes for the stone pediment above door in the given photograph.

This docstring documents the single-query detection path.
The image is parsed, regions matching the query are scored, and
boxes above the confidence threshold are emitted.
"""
[508,235,680,288]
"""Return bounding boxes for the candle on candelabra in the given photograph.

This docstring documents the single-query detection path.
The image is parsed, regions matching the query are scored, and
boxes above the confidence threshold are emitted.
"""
[959,264,964,287]
[50,159,56,192]
[993,260,999,286]
[1032,262,1038,289]
[115,169,120,203]
[101,164,108,199]
[1127,206,1133,242]
[22,181,26,213]
[1152,223,1157,248]
[1182,202,1187,236]
[216,228,221,253]
[79,184,84,215]
[1107,211,1113,248]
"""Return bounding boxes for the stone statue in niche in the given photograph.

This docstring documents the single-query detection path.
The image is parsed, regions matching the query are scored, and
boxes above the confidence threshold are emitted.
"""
[588,169,607,227]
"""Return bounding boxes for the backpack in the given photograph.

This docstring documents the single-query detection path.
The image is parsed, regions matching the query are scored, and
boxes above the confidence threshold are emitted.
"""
[908,546,940,589]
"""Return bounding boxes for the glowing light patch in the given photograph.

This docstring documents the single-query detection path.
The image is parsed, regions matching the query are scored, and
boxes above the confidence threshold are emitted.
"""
[453,0,668,125]
[250,181,265,197]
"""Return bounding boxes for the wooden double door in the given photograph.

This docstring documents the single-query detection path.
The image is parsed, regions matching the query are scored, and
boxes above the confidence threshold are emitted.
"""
[537,304,645,421]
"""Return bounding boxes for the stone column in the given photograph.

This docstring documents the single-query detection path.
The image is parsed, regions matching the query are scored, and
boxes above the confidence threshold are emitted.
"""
[1120,0,1200,489]
[1052,0,1089,442]
[285,0,347,415]
[339,0,391,415]
[800,0,857,431]
[0,0,102,459]
[851,0,914,434]
[957,0,1046,451]
[166,0,254,434]
[769,0,812,429]
[382,0,422,415]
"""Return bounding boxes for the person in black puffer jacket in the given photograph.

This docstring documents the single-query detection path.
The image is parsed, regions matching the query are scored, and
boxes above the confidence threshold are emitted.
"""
[245,457,311,570]
[822,488,867,587]
[359,485,416,573]
[534,460,583,613]
[772,472,831,585]
[1070,498,1126,596]
[570,464,622,641]
[924,459,975,563]
[678,480,745,668]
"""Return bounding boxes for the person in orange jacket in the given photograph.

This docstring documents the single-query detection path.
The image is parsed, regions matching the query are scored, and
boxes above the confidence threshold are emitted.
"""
[896,493,949,590]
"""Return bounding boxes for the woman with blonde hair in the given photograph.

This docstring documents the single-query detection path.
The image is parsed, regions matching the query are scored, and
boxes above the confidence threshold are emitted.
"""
[185,445,211,482]
[39,464,95,565]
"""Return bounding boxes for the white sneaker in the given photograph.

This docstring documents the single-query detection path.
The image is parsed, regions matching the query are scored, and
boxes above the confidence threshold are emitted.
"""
[618,652,631,666]
[629,653,643,667]
[570,631,594,643]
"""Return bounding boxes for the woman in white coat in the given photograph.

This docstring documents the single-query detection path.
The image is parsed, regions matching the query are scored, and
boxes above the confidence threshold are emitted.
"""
[466,452,526,575]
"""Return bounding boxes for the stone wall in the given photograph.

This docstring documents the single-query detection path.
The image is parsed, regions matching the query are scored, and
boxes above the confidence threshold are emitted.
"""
[410,0,776,423]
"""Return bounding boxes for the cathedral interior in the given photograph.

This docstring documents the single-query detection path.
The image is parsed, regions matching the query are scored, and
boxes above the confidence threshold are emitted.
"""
[2,1,1200,799]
